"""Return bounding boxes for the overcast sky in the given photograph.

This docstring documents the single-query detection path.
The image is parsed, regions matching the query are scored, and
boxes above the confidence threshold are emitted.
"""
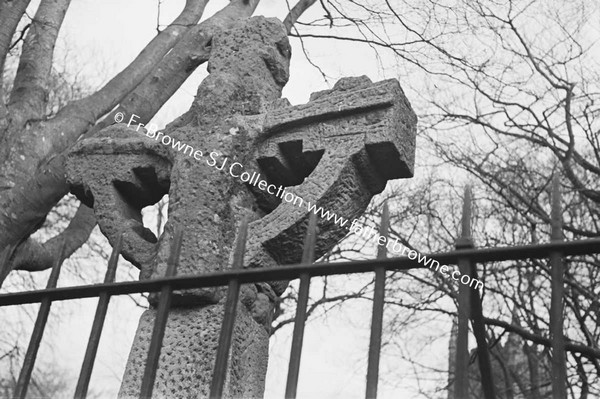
[1,1,440,398]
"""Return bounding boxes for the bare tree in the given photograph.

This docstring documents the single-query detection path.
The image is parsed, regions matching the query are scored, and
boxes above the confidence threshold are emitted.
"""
[270,0,599,396]
[2,0,598,397]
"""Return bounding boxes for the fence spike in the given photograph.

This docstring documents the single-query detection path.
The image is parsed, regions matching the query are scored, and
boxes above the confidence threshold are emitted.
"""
[74,234,123,399]
[461,185,473,240]
[549,174,567,398]
[455,186,497,399]
[551,175,563,241]
[366,201,390,399]
[376,202,390,260]
[454,186,473,399]
[285,212,318,399]
[14,239,67,399]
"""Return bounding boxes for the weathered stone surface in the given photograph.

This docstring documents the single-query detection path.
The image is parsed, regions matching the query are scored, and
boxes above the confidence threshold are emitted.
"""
[118,306,268,399]
[66,14,416,399]
[246,75,416,293]
[67,124,172,274]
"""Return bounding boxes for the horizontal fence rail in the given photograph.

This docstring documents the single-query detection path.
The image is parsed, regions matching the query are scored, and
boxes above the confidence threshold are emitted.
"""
[1,237,599,307]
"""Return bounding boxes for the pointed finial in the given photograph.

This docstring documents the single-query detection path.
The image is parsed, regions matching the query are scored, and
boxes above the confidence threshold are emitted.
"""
[456,185,474,249]
[551,175,562,241]
[377,201,390,259]
[461,185,472,238]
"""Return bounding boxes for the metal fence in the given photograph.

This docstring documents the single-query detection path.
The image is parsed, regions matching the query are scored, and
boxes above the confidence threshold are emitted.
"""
[1,182,599,399]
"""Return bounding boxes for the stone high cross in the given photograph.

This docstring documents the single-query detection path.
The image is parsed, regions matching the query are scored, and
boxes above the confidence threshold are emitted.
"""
[66,17,416,398]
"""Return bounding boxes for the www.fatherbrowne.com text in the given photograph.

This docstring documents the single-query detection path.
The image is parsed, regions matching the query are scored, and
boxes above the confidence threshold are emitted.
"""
[121,112,484,291]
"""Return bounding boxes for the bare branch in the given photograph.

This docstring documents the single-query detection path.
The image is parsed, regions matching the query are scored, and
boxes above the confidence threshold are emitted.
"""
[272,290,367,334]
[8,23,31,52]
[0,0,31,85]
[10,203,96,272]
[284,0,318,34]
[485,316,600,360]
[44,0,208,141]
[9,0,72,118]
[0,153,69,283]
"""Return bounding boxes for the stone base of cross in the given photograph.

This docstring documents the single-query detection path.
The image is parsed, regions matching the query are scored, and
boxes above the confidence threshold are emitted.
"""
[66,16,416,398]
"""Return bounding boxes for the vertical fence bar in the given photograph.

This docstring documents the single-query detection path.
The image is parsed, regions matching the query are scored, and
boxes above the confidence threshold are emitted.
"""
[454,187,472,399]
[14,241,66,399]
[139,227,184,399]
[549,176,567,399]
[470,288,495,399]
[285,212,318,399]
[459,187,496,399]
[365,202,390,399]
[74,235,123,399]
[209,217,250,399]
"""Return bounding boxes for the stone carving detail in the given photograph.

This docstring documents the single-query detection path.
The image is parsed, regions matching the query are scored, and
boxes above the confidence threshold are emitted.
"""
[247,75,416,293]
[68,128,173,271]
[66,16,416,399]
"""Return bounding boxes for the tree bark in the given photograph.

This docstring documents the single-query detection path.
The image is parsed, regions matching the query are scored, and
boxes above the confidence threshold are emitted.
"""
[0,0,31,91]
[0,203,96,283]
[9,0,72,118]
[283,0,317,34]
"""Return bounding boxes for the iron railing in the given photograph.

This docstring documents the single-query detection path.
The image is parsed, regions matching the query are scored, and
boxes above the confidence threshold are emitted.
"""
[1,185,599,399]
